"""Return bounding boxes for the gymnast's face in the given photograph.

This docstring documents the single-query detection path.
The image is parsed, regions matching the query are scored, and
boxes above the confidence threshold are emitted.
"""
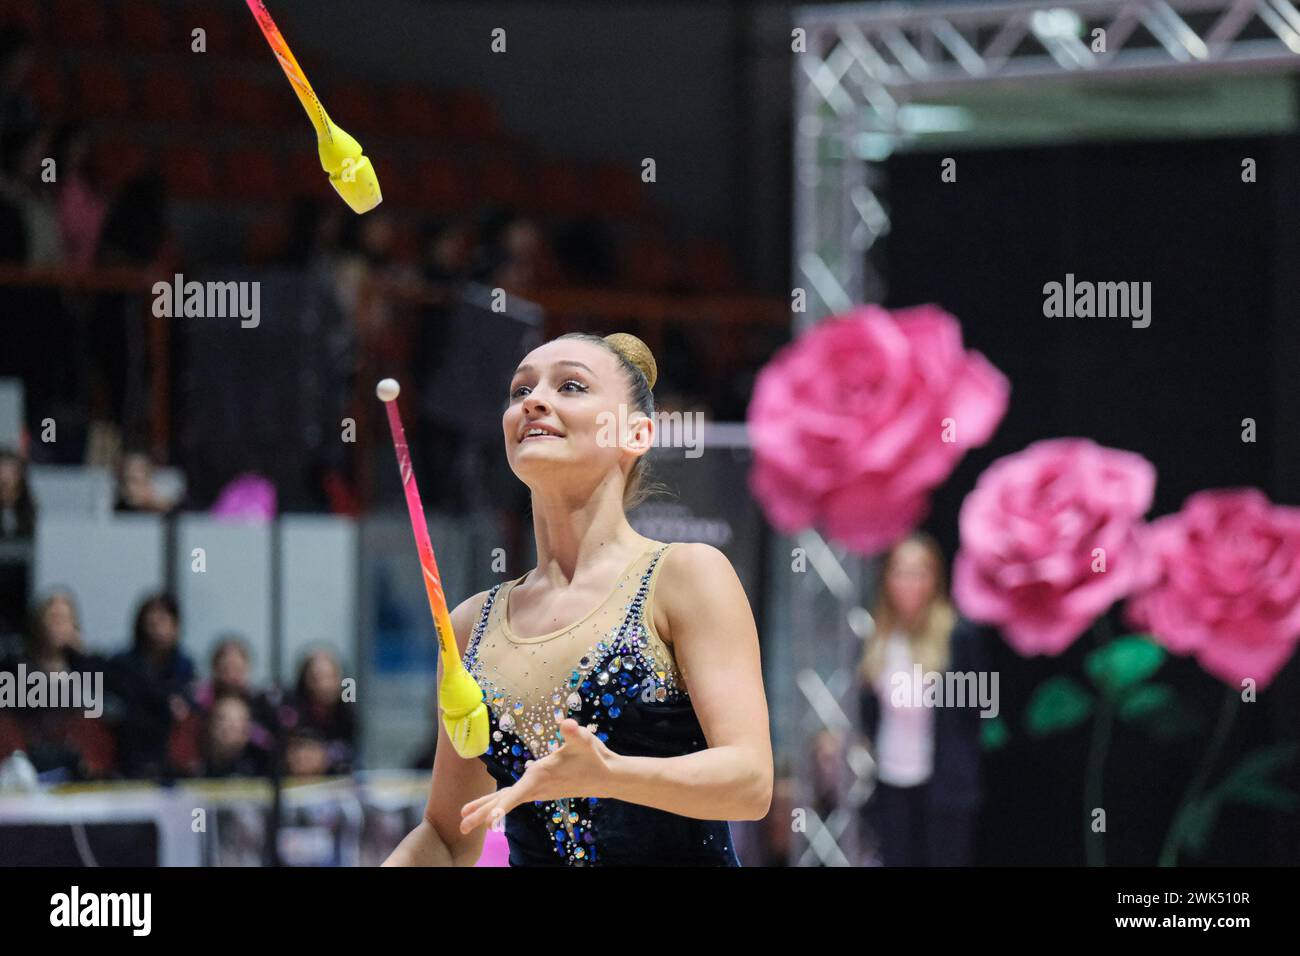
[504,339,651,489]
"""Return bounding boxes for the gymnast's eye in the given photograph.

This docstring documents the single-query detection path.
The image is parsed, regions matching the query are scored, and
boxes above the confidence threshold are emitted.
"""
[511,379,587,399]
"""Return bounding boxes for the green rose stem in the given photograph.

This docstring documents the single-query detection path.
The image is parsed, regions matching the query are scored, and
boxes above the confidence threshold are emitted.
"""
[1084,617,1115,867]
[1084,682,1114,867]
[1158,687,1239,866]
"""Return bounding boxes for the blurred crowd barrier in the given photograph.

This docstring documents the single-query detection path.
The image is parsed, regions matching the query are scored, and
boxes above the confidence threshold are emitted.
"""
[0,770,445,866]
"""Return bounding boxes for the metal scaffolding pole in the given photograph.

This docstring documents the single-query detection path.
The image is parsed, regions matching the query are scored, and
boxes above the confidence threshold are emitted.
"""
[786,0,1300,865]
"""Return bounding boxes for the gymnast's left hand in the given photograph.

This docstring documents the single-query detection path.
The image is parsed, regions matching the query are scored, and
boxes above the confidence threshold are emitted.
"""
[459,718,615,833]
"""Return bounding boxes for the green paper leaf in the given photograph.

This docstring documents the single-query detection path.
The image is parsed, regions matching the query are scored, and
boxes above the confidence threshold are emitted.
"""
[1115,683,1198,738]
[980,714,1009,751]
[1025,676,1093,737]
[1221,783,1298,811]
[1117,683,1176,721]
[1084,634,1165,697]
[1176,743,1298,859]
[1215,743,1299,797]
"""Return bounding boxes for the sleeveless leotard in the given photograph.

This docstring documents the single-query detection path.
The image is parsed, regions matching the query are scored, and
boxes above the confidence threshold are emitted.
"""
[464,541,740,866]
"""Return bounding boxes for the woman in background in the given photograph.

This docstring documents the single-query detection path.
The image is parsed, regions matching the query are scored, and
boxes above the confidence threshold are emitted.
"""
[0,447,34,539]
[107,592,196,779]
[858,532,984,866]
[287,648,355,775]
[2,590,113,780]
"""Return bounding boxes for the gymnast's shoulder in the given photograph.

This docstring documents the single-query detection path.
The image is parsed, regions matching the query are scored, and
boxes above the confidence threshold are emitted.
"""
[651,542,752,646]
[449,588,495,653]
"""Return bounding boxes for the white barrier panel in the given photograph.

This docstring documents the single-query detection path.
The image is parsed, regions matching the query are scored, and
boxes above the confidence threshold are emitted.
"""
[280,514,358,683]
[28,465,114,519]
[33,515,166,653]
[175,516,273,684]
[0,378,21,450]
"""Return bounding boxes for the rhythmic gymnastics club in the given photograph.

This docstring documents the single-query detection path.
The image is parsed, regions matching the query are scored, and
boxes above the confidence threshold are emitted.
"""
[376,378,489,758]
[244,0,382,214]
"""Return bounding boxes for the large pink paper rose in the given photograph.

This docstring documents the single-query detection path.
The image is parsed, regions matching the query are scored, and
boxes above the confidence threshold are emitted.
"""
[746,304,1008,555]
[952,438,1155,655]
[1125,489,1300,690]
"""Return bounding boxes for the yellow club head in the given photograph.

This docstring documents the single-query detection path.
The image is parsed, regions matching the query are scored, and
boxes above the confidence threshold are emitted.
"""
[317,121,382,214]
[440,662,490,758]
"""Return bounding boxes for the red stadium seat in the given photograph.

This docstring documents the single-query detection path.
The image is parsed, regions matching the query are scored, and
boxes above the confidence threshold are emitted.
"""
[532,159,589,218]
[391,219,420,265]
[181,1,238,57]
[64,714,117,778]
[444,88,501,143]
[161,143,218,199]
[590,162,646,220]
[478,152,526,205]
[53,0,110,49]
[74,61,133,120]
[224,146,282,200]
[118,0,176,53]
[29,62,67,116]
[166,713,202,777]
[321,84,383,135]
[137,67,200,124]
[386,85,447,138]
[370,158,411,206]
[210,71,286,128]
[409,156,469,213]
[621,232,681,291]
[92,135,153,193]
[286,149,333,199]
[0,0,45,38]
[684,238,741,294]
[245,206,293,265]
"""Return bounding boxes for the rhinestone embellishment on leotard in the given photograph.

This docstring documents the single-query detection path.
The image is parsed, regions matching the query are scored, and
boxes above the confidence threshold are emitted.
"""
[463,547,685,866]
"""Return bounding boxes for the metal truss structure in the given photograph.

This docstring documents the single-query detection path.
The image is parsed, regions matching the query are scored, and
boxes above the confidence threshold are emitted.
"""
[793,0,1300,330]
[787,0,1300,865]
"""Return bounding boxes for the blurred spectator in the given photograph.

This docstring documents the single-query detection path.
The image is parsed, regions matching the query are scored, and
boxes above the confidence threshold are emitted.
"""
[107,592,196,779]
[20,590,91,673]
[0,120,63,266]
[333,209,402,318]
[114,450,174,514]
[96,170,171,268]
[495,217,554,290]
[0,25,38,148]
[810,728,844,823]
[284,726,331,777]
[857,532,984,866]
[421,216,474,286]
[88,172,174,441]
[0,447,34,539]
[193,635,275,750]
[471,208,556,290]
[52,122,107,269]
[286,648,355,775]
[0,590,114,780]
[201,694,271,779]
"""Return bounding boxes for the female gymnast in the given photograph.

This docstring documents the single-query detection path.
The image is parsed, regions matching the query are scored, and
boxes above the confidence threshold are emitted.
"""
[384,331,772,866]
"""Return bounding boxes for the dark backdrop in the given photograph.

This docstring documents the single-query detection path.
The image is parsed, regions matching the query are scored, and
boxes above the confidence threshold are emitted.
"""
[883,132,1300,865]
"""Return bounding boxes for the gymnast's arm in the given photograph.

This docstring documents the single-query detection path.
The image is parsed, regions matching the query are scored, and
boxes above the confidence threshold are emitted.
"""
[602,543,774,821]
[383,591,497,866]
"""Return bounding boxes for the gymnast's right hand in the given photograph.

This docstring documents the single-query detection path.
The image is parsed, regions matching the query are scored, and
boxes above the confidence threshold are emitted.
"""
[382,590,498,866]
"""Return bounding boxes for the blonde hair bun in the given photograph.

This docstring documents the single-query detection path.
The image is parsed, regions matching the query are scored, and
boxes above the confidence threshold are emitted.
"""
[603,333,658,390]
